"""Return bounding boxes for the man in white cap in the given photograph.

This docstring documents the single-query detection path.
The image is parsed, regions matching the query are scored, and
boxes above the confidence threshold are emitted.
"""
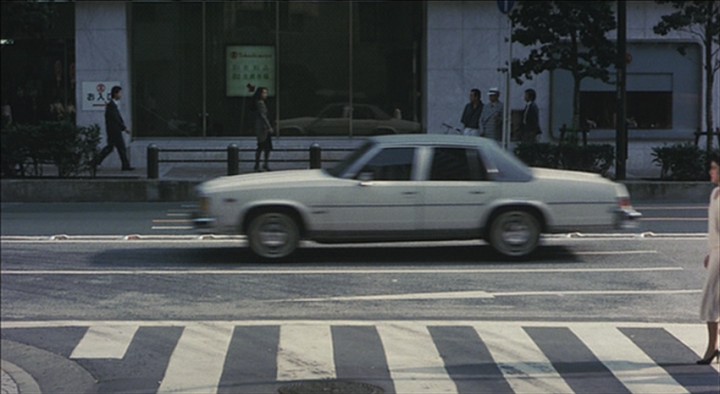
[480,87,503,142]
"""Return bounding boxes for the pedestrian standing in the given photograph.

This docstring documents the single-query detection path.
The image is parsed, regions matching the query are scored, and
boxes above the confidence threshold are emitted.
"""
[519,88,541,143]
[697,153,720,364]
[252,87,273,172]
[460,89,483,137]
[480,87,503,142]
[95,85,134,171]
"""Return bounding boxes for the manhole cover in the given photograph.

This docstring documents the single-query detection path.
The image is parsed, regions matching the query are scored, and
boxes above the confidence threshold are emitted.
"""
[278,380,384,394]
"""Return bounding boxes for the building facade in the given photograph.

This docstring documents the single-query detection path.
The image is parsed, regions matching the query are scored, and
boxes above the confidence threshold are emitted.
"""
[2,1,718,177]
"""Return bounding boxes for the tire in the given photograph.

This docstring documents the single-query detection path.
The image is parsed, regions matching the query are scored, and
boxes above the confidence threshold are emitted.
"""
[247,212,300,259]
[488,210,540,258]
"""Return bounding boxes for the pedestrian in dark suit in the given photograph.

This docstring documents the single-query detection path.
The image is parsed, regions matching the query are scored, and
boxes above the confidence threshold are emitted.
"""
[251,87,273,171]
[519,88,541,143]
[96,85,134,170]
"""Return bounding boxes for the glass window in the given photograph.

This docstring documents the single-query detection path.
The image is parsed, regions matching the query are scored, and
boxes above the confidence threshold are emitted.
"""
[580,91,673,130]
[358,147,415,181]
[130,1,423,138]
[430,147,487,181]
[131,2,203,137]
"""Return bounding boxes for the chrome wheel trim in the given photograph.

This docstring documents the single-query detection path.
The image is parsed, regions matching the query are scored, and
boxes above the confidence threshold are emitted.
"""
[248,213,299,259]
[490,211,540,257]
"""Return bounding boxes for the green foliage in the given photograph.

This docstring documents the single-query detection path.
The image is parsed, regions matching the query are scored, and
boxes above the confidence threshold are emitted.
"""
[651,143,718,180]
[514,142,615,177]
[1,121,101,178]
[510,1,617,129]
[653,0,720,154]
[1,1,56,39]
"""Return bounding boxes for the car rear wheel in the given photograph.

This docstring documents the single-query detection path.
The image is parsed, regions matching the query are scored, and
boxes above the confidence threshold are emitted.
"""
[488,210,540,258]
[247,212,300,259]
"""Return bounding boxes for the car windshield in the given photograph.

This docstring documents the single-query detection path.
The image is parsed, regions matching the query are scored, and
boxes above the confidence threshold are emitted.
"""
[326,140,375,177]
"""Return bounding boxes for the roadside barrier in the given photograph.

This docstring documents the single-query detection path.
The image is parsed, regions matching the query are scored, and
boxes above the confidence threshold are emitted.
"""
[146,144,351,179]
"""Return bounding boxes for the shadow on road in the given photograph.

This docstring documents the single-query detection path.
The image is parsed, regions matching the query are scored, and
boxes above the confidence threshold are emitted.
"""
[89,243,582,268]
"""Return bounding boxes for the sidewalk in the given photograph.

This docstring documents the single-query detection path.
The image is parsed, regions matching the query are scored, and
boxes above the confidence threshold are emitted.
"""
[1,360,41,394]
[1,161,716,203]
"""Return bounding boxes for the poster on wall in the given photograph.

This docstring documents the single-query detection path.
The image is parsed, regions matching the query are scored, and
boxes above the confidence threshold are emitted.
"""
[226,46,275,97]
[81,81,120,111]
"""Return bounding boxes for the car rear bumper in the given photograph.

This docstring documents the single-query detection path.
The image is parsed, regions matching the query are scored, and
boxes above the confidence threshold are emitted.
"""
[615,208,642,229]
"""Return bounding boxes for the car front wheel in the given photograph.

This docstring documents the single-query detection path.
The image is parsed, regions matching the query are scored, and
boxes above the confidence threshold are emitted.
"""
[488,210,540,258]
[247,212,300,259]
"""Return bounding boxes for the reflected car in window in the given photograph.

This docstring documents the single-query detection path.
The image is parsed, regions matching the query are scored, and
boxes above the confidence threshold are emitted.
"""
[277,103,422,136]
[193,135,640,259]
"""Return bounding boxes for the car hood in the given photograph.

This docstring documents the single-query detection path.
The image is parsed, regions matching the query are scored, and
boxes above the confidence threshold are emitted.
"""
[198,169,332,193]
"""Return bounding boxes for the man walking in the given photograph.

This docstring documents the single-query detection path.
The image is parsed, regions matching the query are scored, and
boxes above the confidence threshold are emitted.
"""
[519,88,541,143]
[480,87,503,142]
[460,88,483,136]
[95,85,134,170]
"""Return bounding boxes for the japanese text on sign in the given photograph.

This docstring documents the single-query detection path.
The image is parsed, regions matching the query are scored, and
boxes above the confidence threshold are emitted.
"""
[226,46,275,97]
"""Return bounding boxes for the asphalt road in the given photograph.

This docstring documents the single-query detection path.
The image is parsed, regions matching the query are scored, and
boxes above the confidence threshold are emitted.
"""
[1,202,717,394]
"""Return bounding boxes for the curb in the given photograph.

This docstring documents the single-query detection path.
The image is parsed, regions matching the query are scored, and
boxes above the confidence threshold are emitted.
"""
[0,340,97,394]
[1,360,42,394]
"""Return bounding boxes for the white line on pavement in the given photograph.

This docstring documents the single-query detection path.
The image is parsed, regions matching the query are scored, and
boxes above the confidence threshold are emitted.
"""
[0,267,682,276]
[0,320,702,329]
[286,289,701,302]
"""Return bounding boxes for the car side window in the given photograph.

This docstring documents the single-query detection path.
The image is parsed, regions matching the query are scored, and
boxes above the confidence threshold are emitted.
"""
[430,147,487,181]
[358,147,415,181]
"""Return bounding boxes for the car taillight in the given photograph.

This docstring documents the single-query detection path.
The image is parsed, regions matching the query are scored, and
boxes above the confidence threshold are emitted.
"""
[618,197,632,210]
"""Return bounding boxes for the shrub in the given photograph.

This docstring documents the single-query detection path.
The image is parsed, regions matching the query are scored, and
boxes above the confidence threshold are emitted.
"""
[514,142,615,177]
[1,121,101,177]
[651,143,718,181]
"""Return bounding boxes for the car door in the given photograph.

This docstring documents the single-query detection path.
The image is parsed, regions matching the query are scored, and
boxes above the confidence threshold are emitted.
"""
[322,147,421,237]
[418,146,497,233]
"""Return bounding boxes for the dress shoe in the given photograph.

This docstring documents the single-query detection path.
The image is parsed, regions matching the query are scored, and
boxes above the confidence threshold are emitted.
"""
[696,350,719,365]
[121,167,136,171]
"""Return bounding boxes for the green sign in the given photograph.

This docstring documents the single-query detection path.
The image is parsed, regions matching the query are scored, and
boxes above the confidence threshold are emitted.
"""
[226,46,275,97]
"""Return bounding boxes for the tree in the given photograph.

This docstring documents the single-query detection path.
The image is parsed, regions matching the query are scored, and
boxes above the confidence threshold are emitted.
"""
[510,1,617,131]
[653,0,720,155]
[0,1,56,40]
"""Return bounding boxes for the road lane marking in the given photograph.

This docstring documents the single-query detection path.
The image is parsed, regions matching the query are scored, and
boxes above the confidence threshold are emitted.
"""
[151,226,194,230]
[70,325,138,359]
[157,323,234,393]
[377,324,458,393]
[152,219,192,224]
[665,326,720,373]
[636,206,706,210]
[277,324,336,381]
[287,289,701,302]
[571,326,688,393]
[640,218,707,222]
[475,324,573,394]
[0,267,683,276]
[0,321,704,329]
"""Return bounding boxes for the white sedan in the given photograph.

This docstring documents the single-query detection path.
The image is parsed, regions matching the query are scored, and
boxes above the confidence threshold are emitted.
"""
[193,135,640,259]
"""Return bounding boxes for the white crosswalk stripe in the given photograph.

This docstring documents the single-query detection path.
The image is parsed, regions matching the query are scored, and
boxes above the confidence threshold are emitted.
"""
[70,324,138,359]
[277,323,336,381]
[157,323,234,393]
[377,323,458,394]
[474,323,574,394]
[4,321,717,394]
[572,325,688,394]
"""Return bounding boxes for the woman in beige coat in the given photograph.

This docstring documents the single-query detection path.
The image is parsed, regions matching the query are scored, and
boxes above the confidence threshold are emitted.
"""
[698,153,720,364]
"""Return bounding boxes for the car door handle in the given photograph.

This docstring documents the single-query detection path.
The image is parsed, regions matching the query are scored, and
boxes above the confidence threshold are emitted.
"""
[402,191,418,195]
[470,191,485,195]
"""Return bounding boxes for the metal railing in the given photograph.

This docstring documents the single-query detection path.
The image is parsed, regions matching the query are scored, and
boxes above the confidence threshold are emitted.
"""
[146,143,352,179]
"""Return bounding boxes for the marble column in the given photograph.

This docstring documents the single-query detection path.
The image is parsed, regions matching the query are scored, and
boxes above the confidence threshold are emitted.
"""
[75,1,132,169]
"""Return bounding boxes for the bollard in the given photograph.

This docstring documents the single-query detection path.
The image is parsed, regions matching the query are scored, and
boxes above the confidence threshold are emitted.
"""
[309,143,322,169]
[227,144,239,175]
[147,144,159,179]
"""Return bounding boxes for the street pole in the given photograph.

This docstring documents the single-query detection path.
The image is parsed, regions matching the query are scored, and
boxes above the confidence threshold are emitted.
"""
[503,16,513,151]
[615,0,627,180]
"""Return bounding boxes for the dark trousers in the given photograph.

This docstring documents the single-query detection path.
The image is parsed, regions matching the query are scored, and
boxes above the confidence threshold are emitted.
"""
[96,133,131,169]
